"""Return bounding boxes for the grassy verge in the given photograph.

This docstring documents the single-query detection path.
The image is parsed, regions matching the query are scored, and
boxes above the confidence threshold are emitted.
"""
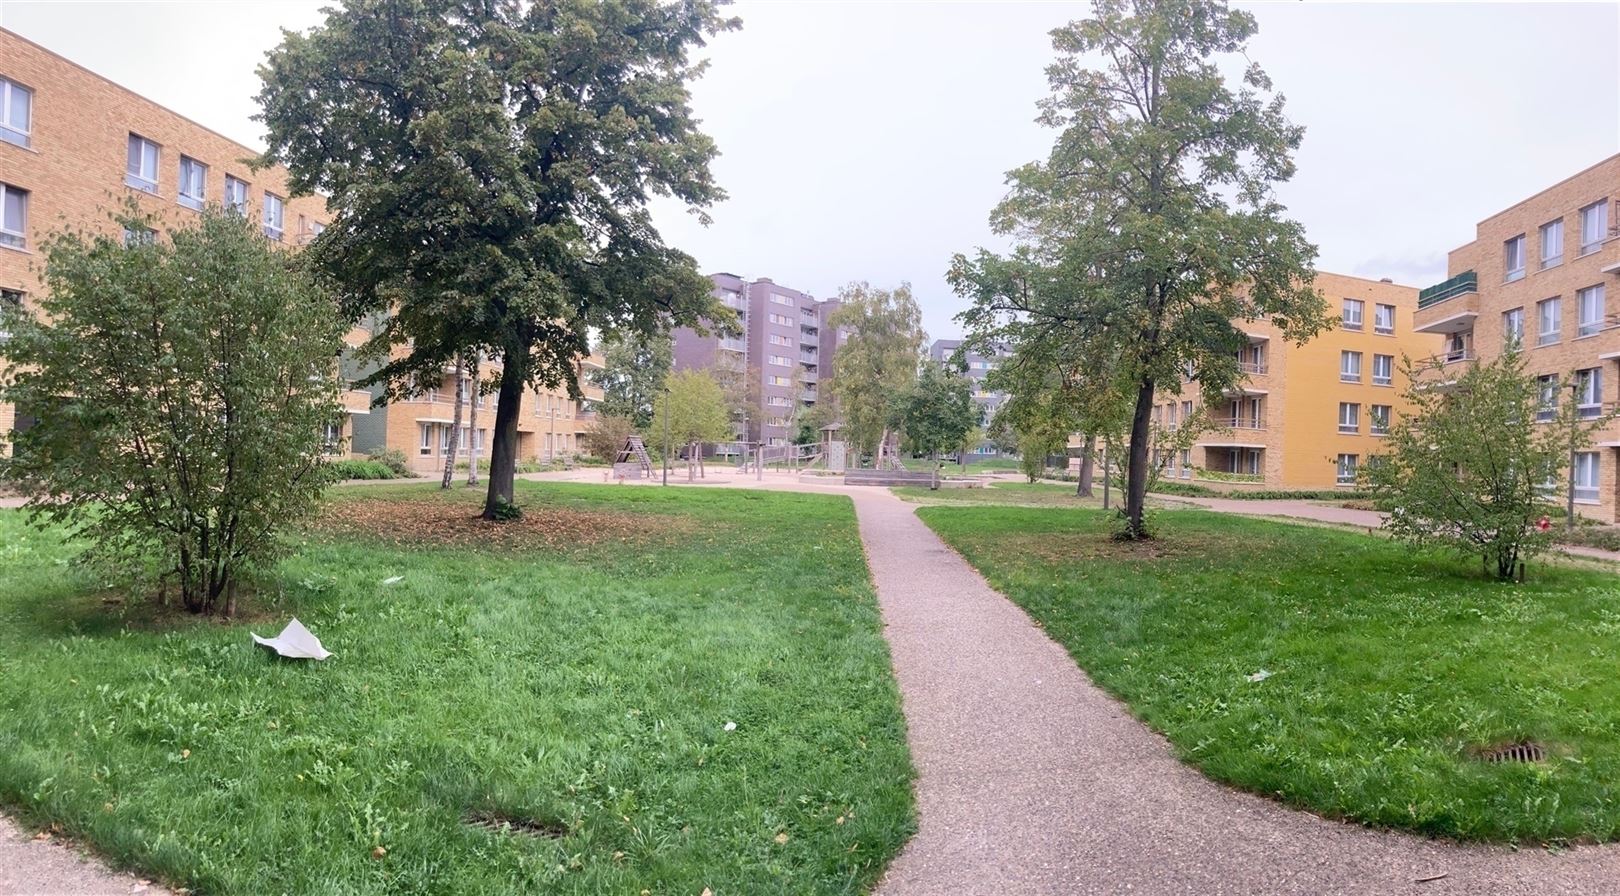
[893,481,1099,508]
[0,482,914,894]
[915,505,1620,844]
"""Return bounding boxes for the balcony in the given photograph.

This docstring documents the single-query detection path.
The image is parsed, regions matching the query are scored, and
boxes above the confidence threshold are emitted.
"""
[341,389,374,415]
[801,390,817,403]
[1220,417,1266,431]
[1237,361,1268,376]
[1595,404,1620,447]
[801,370,818,383]
[1414,271,1480,335]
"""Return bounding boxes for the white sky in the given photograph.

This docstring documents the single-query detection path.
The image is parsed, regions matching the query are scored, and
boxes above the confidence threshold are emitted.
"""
[3,0,1617,341]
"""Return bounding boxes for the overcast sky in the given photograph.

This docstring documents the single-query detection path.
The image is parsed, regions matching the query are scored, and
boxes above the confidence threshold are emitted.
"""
[3,1,1617,341]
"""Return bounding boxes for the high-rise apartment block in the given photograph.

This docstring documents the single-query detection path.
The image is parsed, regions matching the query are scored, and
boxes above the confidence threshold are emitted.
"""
[1087,271,1440,490]
[672,274,843,446]
[0,27,600,472]
[1412,154,1619,522]
[929,338,1010,455]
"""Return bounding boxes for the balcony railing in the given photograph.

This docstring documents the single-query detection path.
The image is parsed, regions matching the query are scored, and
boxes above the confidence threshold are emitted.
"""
[1437,348,1476,365]
[1418,270,1478,309]
[1221,418,1266,431]
[1238,361,1268,375]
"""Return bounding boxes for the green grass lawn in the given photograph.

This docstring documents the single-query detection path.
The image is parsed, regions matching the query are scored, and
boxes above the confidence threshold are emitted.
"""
[892,481,1100,508]
[897,456,1021,473]
[0,482,914,894]
[916,505,1620,844]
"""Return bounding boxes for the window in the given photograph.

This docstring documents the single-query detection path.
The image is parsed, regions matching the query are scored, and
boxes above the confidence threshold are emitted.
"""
[1180,449,1191,479]
[419,424,433,456]
[767,375,790,386]
[1336,454,1358,486]
[0,288,22,340]
[1540,219,1564,269]
[262,192,285,239]
[768,313,792,326]
[1341,298,1364,330]
[1368,353,1392,386]
[1374,303,1395,334]
[322,422,342,454]
[1166,403,1178,427]
[1576,367,1603,419]
[1537,461,1560,498]
[1338,402,1360,434]
[1580,201,1609,256]
[1574,452,1601,503]
[1537,297,1561,345]
[0,183,25,250]
[1577,284,1605,338]
[126,134,159,193]
[0,78,30,148]
[224,176,249,214]
[770,293,794,307]
[1504,234,1525,282]
[770,333,793,347]
[122,226,157,247]
[1502,307,1524,349]
[438,425,451,454]
[766,395,791,407]
[768,355,790,367]
[1370,405,1391,436]
[1339,350,1362,383]
[1182,400,1193,422]
[178,156,207,210]
[1536,375,1559,422]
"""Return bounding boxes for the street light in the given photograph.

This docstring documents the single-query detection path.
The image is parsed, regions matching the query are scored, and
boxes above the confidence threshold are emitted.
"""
[662,383,671,486]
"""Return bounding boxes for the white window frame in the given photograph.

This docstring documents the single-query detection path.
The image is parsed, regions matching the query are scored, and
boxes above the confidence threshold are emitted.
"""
[1337,402,1360,434]
[126,134,160,193]
[1540,219,1563,269]
[1502,308,1524,349]
[262,192,285,239]
[1504,234,1525,282]
[0,182,26,250]
[419,423,433,456]
[1371,353,1393,387]
[1341,298,1364,330]
[1577,284,1605,338]
[1579,200,1609,257]
[1339,350,1362,383]
[224,176,249,215]
[1370,405,1391,436]
[1536,375,1559,422]
[1574,452,1600,503]
[770,293,794,307]
[1373,303,1395,335]
[1576,367,1603,419]
[1537,297,1561,345]
[178,156,207,210]
[1336,454,1358,486]
[0,287,22,340]
[0,78,31,148]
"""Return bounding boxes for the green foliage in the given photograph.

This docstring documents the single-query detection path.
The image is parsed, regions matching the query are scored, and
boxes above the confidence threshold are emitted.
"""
[590,333,673,429]
[650,369,733,449]
[0,483,915,892]
[366,448,413,477]
[897,361,980,459]
[1365,350,1604,580]
[325,460,400,481]
[0,206,342,616]
[1556,525,1620,553]
[826,283,925,458]
[921,505,1620,843]
[256,0,736,518]
[951,0,1328,538]
[487,496,524,521]
[582,413,638,463]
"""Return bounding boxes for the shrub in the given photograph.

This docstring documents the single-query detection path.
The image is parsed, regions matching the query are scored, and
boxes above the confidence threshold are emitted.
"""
[366,448,412,477]
[325,459,397,481]
[1557,526,1620,553]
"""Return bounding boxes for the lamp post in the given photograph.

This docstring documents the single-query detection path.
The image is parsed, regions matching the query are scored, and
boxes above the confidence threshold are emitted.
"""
[1567,380,1580,530]
[662,384,671,486]
[547,405,558,465]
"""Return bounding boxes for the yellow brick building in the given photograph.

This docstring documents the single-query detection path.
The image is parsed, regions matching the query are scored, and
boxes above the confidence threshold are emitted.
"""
[1412,154,1619,522]
[0,27,600,470]
[1075,271,1441,490]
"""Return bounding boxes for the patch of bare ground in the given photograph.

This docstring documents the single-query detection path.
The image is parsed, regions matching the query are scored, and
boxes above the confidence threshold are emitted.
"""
[310,497,699,550]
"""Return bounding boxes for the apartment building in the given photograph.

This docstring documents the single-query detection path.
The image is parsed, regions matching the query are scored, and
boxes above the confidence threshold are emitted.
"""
[672,273,842,446]
[1149,271,1439,489]
[928,338,1008,455]
[1412,154,1620,522]
[0,27,599,471]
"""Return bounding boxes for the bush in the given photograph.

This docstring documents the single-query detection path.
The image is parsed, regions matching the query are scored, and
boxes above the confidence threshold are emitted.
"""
[325,459,397,481]
[366,448,412,477]
[1557,526,1620,553]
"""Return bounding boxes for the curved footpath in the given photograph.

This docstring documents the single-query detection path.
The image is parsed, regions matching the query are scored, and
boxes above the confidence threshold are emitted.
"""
[4,472,1618,893]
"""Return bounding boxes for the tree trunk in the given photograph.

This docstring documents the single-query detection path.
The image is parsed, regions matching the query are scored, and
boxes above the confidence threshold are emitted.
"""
[1077,434,1095,497]
[1124,380,1156,538]
[481,352,526,519]
[466,355,481,486]
[443,359,464,489]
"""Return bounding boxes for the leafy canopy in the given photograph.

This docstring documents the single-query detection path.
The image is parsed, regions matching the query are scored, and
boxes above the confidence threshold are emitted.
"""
[899,361,981,459]
[0,207,343,616]
[826,282,925,458]
[591,332,674,429]
[651,368,733,448]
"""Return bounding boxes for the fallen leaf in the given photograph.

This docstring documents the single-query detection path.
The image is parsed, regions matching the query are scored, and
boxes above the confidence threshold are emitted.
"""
[371,846,387,860]
[774,832,789,845]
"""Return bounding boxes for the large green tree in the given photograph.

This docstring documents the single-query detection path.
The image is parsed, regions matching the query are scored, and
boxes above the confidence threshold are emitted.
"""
[898,360,980,460]
[590,332,673,429]
[256,0,735,519]
[951,0,1327,538]
[826,282,925,465]
[650,368,732,480]
[0,208,343,616]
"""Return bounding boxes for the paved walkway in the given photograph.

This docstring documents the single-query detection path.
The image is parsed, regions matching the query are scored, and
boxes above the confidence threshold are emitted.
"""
[0,815,164,896]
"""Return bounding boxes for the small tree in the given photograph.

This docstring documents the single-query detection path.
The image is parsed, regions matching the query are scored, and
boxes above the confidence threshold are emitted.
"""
[898,361,980,461]
[582,413,637,464]
[0,208,343,616]
[591,333,673,429]
[650,369,732,480]
[1365,351,1606,580]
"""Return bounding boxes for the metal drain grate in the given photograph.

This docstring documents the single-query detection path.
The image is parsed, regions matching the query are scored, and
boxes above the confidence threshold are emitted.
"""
[1477,741,1547,764]
[463,809,568,839]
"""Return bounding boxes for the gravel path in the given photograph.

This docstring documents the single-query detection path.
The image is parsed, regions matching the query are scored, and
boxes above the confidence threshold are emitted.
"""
[848,488,1620,895]
[0,816,166,896]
